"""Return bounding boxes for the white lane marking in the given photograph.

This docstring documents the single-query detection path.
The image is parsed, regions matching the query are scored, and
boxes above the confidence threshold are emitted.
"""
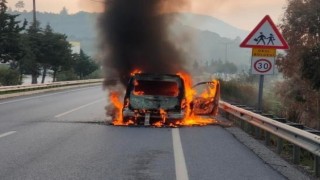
[0,86,99,106]
[172,128,189,180]
[55,99,104,118]
[0,131,16,139]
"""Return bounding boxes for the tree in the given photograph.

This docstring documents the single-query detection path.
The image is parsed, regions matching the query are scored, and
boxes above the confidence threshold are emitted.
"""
[21,23,73,83]
[15,1,24,11]
[301,43,320,90]
[59,7,68,16]
[0,0,26,63]
[278,0,320,128]
[48,31,73,82]
[73,49,98,79]
[22,23,43,84]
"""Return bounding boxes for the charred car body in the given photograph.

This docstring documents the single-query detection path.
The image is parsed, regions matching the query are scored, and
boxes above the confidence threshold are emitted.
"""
[121,73,220,126]
[122,73,186,125]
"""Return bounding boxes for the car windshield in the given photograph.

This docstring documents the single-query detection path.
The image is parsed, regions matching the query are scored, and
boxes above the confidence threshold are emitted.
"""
[133,80,179,97]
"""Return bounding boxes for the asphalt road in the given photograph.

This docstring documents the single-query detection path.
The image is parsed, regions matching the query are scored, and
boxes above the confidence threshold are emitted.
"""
[0,85,286,180]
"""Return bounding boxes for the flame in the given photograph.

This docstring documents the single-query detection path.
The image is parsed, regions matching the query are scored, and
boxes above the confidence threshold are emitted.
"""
[131,69,142,76]
[108,70,218,127]
[177,72,196,119]
[200,82,217,98]
[153,121,163,127]
[160,108,167,123]
[177,72,217,126]
[108,91,123,125]
[109,91,134,126]
[133,91,145,96]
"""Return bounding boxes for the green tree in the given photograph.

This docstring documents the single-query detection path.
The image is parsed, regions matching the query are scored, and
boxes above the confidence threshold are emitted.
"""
[39,24,73,83]
[48,30,73,82]
[0,0,26,63]
[73,49,98,79]
[22,22,43,84]
[278,0,320,128]
[301,44,320,90]
[0,65,21,85]
[15,1,24,11]
[21,23,73,83]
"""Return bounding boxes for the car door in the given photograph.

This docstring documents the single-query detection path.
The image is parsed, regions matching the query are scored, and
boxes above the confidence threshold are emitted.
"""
[191,80,220,116]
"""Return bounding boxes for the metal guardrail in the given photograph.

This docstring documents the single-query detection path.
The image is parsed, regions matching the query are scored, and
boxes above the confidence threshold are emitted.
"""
[219,100,320,177]
[0,79,103,93]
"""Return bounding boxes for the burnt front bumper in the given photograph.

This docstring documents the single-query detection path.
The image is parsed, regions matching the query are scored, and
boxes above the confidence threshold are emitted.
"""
[122,108,185,125]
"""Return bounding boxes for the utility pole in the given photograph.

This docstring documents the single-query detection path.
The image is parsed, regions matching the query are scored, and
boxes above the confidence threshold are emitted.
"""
[31,0,38,84]
[33,0,36,26]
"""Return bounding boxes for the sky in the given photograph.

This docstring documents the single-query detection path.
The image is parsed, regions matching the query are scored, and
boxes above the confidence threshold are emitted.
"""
[7,0,288,31]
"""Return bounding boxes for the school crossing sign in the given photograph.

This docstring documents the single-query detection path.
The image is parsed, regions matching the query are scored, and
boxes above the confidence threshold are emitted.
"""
[240,15,289,49]
[239,15,289,111]
[240,15,289,75]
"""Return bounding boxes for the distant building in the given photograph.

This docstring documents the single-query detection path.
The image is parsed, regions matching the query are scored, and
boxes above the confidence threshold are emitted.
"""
[70,41,81,54]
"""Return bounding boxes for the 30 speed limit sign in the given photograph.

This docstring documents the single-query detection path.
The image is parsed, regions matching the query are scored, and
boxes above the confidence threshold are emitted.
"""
[251,57,275,75]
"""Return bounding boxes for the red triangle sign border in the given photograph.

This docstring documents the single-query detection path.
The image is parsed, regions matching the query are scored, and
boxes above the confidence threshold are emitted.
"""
[240,15,289,49]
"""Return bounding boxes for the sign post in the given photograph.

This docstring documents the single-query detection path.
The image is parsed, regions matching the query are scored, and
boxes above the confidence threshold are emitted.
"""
[258,75,264,112]
[240,15,289,112]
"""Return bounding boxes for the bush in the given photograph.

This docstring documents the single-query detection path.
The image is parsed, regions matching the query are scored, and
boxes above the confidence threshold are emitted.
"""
[56,70,78,81]
[0,66,21,86]
[220,79,258,106]
[220,79,284,115]
[85,69,103,79]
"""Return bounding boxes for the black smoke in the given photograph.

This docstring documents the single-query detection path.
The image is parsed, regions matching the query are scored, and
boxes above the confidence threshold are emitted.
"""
[99,0,188,86]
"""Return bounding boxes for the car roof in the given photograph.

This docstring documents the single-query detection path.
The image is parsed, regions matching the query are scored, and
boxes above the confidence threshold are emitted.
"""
[132,73,183,81]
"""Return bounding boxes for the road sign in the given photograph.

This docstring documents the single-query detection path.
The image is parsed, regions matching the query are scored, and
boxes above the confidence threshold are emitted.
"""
[240,15,289,49]
[251,56,275,75]
[252,48,276,57]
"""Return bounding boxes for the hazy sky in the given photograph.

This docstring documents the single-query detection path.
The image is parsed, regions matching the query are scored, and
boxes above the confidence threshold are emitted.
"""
[7,0,288,31]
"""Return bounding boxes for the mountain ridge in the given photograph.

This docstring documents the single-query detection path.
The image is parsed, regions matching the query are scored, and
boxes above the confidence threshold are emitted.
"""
[10,10,251,69]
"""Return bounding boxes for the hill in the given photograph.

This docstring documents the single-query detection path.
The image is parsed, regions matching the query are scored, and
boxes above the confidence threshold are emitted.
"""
[10,10,251,70]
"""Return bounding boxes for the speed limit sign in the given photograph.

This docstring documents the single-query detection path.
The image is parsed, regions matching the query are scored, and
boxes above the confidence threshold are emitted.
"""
[251,57,275,75]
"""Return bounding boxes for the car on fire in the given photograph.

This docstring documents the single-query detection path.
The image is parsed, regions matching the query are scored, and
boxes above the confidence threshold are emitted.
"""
[121,73,220,126]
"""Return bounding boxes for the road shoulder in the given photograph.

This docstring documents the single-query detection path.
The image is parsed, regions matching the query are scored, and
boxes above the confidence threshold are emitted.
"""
[218,115,313,180]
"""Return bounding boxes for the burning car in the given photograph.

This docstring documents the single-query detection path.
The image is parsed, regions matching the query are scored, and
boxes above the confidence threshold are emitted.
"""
[122,73,186,125]
[109,72,220,126]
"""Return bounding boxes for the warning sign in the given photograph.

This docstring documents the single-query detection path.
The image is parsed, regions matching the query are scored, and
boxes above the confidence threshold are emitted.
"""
[251,57,275,75]
[240,15,289,49]
[252,48,276,57]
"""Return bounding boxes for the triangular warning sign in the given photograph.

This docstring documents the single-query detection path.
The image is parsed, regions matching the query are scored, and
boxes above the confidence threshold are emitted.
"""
[240,15,289,49]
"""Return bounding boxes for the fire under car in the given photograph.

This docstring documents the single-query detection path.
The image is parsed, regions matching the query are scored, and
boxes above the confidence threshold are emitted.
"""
[121,73,220,126]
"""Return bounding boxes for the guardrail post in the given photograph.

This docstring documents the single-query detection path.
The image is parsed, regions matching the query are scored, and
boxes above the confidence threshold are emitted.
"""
[265,132,270,146]
[293,145,300,164]
[276,137,283,154]
[255,127,261,139]
[315,155,320,177]
[240,120,245,130]
[249,124,255,135]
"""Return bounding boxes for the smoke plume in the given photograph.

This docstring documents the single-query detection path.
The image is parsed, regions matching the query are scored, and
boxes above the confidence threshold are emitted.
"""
[99,0,189,86]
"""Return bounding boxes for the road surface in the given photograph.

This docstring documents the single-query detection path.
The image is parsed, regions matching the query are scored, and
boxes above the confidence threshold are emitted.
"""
[0,85,286,180]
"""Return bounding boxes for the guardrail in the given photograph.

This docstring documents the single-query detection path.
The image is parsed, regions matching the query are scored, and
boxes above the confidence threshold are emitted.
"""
[219,100,320,177]
[0,79,103,94]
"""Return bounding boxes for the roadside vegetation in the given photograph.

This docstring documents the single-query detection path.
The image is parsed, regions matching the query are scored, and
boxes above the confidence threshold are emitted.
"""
[0,0,100,86]
[218,0,320,130]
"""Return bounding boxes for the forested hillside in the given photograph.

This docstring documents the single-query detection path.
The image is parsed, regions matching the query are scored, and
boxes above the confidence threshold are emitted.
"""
[10,10,251,69]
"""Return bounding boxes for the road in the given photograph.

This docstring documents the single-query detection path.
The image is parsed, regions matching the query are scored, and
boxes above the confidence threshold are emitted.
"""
[0,85,286,180]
